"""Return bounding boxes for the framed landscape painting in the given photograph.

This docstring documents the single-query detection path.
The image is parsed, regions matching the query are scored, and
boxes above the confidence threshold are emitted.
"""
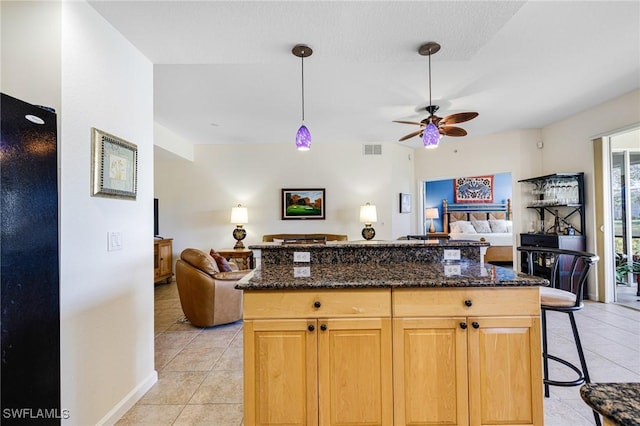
[281,188,325,220]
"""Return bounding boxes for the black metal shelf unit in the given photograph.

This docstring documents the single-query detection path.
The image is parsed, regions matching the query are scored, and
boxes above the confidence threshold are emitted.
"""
[518,173,585,235]
[518,173,587,293]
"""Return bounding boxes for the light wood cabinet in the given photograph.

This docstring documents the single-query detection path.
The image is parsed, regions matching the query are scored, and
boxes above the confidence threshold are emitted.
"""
[393,287,543,426]
[243,289,393,426]
[154,238,173,283]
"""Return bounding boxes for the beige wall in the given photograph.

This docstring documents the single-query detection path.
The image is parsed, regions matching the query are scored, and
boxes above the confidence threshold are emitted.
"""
[542,89,640,299]
[154,141,416,258]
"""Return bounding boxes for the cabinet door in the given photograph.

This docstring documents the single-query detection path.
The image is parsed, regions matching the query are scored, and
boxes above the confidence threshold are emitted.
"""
[244,319,318,426]
[467,316,543,426]
[393,317,469,426]
[318,318,393,426]
[158,241,172,276]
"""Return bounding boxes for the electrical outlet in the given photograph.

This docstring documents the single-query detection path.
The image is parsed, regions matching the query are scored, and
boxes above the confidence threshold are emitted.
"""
[107,231,123,251]
[444,264,461,277]
[293,251,310,262]
[443,249,460,261]
[294,266,311,277]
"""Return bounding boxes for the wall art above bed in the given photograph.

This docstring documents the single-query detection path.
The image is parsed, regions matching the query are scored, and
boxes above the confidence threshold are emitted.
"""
[454,175,493,203]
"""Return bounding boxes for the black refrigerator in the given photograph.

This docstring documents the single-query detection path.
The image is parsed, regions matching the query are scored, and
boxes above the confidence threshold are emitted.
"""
[1,93,61,423]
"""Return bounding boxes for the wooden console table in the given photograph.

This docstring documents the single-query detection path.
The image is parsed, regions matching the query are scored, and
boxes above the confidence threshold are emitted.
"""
[217,248,254,270]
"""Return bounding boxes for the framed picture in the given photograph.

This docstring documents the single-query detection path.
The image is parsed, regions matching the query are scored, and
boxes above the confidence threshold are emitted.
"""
[91,128,138,200]
[399,193,412,213]
[281,188,325,220]
[454,175,494,203]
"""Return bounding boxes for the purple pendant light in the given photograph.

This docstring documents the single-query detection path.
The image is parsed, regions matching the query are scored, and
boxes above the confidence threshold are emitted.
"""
[420,42,441,149]
[293,44,313,151]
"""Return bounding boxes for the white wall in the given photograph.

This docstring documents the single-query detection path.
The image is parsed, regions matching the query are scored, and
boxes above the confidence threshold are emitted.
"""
[0,1,61,112]
[3,1,156,424]
[60,2,156,423]
[154,141,416,258]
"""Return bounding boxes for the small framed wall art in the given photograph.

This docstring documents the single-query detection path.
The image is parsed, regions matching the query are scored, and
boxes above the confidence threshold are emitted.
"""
[91,127,138,200]
[281,188,325,220]
[399,193,412,213]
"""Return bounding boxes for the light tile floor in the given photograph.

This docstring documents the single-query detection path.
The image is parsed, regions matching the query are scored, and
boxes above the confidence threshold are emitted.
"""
[117,281,640,425]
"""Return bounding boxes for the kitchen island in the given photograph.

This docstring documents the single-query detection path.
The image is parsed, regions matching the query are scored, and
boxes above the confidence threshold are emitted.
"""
[237,240,547,426]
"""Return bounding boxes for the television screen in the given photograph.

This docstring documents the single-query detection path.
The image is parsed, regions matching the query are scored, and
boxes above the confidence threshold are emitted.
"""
[154,198,159,237]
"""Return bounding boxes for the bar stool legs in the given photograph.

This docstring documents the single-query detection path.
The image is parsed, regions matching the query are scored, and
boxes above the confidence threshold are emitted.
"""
[541,308,601,426]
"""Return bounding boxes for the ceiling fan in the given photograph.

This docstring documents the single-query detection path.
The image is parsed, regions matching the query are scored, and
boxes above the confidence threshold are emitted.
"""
[394,42,478,145]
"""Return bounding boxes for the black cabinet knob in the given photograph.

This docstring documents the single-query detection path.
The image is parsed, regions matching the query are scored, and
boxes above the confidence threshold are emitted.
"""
[460,322,468,330]
[320,324,327,331]
[308,324,315,332]
[472,322,480,329]
[464,299,473,307]
[313,301,321,308]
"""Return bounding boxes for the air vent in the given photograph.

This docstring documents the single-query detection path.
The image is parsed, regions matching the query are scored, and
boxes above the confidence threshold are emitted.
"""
[363,144,382,156]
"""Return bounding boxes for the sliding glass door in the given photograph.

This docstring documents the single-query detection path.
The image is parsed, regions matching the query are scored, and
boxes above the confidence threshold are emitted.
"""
[612,147,639,302]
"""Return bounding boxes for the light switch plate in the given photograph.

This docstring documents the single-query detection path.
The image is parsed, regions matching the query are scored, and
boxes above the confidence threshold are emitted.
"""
[293,251,310,262]
[443,249,461,261]
[107,231,123,251]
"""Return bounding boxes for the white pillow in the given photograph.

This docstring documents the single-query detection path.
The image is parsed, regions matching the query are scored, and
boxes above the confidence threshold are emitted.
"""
[505,220,513,233]
[471,220,492,233]
[489,219,508,233]
[272,238,284,243]
[451,221,477,234]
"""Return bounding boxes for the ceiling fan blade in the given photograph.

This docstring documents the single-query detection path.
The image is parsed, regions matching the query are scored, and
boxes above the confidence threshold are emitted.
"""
[440,112,479,125]
[398,129,424,141]
[393,120,426,126]
[441,126,467,137]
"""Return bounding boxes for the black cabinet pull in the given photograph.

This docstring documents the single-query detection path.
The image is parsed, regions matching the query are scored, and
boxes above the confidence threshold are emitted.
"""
[460,322,468,330]
[472,322,480,329]
[464,299,473,307]
[308,324,315,332]
[313,301,321,308]
[320,324,327,331]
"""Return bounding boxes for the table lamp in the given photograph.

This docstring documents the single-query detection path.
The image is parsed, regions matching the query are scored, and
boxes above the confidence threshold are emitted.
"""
[425,208,439,233]
[230,204,248,249]
[359,203,377,240]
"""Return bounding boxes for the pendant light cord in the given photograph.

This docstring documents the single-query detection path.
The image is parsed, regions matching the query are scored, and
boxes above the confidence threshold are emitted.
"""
[428,49,432,119]
[301,53,305,123]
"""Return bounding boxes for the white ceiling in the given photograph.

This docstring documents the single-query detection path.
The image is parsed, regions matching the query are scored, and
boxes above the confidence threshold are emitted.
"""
[88,1,640,148]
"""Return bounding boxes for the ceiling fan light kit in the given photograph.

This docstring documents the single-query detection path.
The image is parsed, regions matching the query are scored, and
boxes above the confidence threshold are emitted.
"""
[292,44,313,151]
[394,42,478,145]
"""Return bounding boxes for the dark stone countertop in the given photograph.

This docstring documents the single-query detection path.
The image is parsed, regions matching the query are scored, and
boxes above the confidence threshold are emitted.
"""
[235,260,547,290]
[581,383,640,426]
[251,239,490,265]
[249,239,489,250]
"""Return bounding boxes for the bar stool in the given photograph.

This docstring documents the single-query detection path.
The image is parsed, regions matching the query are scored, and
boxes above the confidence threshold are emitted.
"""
[517,246,601,426]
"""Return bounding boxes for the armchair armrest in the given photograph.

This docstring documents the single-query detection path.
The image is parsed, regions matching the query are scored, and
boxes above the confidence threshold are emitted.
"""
[213,270,251,281]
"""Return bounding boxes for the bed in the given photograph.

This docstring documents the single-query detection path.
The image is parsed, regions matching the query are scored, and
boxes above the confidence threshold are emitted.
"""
[442,198,513,264]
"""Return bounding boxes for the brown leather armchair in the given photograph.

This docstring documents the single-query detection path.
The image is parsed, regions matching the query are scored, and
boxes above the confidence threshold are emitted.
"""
[175,248,248,327]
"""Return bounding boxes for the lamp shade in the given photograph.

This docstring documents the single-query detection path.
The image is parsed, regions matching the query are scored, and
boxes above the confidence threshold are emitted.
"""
[422,122,440,149]
[359,203,377,224]
[296,125,311,151]
[230,205,248,224]
[425,208,439,219]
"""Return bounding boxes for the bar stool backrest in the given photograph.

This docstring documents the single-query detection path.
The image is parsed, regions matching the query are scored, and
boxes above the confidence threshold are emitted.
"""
[517,246,599,308]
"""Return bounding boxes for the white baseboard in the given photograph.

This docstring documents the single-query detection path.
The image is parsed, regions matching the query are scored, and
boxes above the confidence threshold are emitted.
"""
[95,369,158,425]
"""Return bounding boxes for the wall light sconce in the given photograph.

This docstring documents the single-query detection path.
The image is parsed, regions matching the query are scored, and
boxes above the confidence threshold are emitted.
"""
[359,203,377,240]
[425,207,439,233]
[230,204,248,249]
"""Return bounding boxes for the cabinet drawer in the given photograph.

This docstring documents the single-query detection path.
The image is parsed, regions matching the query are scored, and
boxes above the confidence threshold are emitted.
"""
[243,288,391,319]
[520,233,559,247]
[393,287,540,317]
